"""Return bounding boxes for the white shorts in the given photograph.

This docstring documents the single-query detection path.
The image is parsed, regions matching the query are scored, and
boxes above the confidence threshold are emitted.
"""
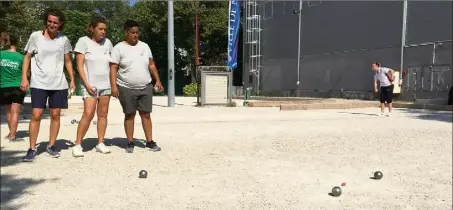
[81,87,111,99]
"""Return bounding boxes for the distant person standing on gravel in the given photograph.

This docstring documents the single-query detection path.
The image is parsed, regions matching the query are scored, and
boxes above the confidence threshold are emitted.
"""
[21,8,76,162]
[0,32,26,142]
[109,20,163,153]
[72,16,113,157]
[372,61,395,116]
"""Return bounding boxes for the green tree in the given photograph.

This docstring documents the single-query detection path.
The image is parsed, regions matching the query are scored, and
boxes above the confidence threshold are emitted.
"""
[2,1,230,96]
[131,1,228,94]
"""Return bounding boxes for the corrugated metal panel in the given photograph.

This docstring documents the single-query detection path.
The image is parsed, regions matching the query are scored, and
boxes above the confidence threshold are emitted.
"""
[249,1,452,97]
[205,75,229,104]
[406,1,453,44]
[299,1,403,55]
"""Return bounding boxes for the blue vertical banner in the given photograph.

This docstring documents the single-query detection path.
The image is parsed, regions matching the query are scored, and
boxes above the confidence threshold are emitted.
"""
[227,0,240,71]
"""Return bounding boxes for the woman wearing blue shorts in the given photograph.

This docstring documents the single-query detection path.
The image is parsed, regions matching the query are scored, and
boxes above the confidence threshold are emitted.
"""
[21,8,76,162]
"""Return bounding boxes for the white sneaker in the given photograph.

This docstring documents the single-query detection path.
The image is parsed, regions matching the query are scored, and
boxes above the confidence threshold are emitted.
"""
[387,113,392,117]
[72,144,84,157]
[377,112,384,116]
[95,143,111,154]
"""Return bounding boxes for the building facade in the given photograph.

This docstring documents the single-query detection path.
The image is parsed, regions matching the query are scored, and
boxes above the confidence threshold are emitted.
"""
[242,1,452,102]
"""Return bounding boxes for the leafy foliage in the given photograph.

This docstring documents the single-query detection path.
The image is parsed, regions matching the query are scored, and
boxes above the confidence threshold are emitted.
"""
[182,83,198,96]
[1,1,230,95]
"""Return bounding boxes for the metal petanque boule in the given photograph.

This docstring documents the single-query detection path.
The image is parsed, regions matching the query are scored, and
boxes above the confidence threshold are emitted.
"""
[331,186,342,197]
[374,171,383,180]
[139,170,148,178]
[153,86,162,93]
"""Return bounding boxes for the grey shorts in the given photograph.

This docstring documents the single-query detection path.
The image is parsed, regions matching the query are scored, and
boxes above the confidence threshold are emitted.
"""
[117,83,153,114]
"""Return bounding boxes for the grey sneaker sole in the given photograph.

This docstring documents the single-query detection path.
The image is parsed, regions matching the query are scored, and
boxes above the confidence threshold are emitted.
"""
[49,154,60,158]
[147,147,161,152]
[23,154,37,162]
[125,146,134,153]
[4,136,24,142]
[10,138,25,142]
[46,150,60,158]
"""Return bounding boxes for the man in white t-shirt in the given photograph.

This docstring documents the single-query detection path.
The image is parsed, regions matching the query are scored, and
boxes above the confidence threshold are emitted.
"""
[110,20,164,153]
[372,61,395,116]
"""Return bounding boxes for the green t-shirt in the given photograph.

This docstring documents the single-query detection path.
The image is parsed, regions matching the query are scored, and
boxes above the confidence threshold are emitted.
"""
[0,50,24,88]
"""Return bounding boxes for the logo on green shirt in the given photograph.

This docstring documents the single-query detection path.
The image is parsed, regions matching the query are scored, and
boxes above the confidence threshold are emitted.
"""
[0,50,24,88]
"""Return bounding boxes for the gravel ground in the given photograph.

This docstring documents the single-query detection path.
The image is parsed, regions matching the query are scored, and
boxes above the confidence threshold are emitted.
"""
[1,97,452,210]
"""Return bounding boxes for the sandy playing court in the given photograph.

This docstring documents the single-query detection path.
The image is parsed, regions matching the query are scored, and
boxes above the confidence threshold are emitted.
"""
[1,96,452,210]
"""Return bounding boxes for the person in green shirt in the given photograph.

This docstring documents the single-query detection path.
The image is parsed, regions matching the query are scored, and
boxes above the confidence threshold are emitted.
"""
[0,32,26,142]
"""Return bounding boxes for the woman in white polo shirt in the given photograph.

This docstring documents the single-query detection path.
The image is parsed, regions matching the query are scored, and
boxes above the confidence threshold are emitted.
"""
[21,8,76,162]
[72,16,114,157]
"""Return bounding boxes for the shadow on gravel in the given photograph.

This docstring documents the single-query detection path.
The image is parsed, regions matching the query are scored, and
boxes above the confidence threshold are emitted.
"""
[0,131,29,140]
[337,111,378,117]
[0,102,51,125]
[1,147,24,168]
[51,137,148,152]
[35,139,75,156]
[0,147,51,210]
[399,109,452,123]
[0,174,48,210]
[104,137,146,149]
[1,139,75,168]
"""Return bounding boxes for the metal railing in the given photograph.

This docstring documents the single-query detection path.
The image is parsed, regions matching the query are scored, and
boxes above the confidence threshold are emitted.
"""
[403,63,452,92]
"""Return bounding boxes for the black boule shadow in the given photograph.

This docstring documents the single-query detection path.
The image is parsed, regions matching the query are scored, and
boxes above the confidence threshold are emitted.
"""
[328,192,340,197]
[338,112,379,116]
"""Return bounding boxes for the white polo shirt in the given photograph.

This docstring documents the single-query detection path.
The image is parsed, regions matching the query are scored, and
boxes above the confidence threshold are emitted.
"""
[374,67,392,87]
[74,36,113,90]
[24,31,72,90]
[110,41,153,89]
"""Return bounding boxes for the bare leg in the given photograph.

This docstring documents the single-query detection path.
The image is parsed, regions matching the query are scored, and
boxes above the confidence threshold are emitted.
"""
[380,103,385,113]
[29,108,44,150]
[124,112,136,142]
[48,108,61,146]
[138,111,152,142]
[5,104,12,137]
[96,96,110,144]
[75,98,96,145]
[7,103,22,138]
[388,102,393,113]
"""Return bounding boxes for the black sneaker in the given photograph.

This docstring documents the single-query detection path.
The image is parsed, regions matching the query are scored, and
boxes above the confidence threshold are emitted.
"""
[23,149,37,162]
[146,141,161,152]
[126,141,134,153]
[46,145,60,158]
